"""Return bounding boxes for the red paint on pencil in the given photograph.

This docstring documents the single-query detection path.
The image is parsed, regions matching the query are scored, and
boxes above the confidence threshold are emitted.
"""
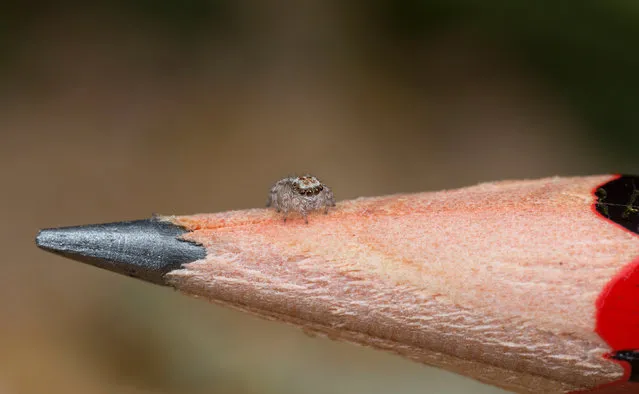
[578,176,639,393]
[596,259,639,351]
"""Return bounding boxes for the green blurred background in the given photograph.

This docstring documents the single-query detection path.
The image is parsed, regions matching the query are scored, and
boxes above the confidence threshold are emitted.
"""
[2,1,638,393]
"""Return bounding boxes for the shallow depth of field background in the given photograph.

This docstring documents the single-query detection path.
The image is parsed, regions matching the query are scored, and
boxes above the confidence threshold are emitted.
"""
[2,2,639,393]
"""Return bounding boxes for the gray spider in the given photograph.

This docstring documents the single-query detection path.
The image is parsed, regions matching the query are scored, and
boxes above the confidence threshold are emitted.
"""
[266,175,336,223]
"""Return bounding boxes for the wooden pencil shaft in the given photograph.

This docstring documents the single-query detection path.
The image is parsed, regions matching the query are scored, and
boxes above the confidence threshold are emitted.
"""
[163,175,639,393]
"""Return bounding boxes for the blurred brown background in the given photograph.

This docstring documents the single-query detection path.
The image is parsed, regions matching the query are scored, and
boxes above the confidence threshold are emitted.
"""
[2,1,638,393]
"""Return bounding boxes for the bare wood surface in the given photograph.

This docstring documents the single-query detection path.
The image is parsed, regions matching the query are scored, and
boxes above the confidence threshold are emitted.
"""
[164,175,639,393]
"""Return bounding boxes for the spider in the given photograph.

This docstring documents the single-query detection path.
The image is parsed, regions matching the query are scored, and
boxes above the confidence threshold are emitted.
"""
[266,175,336,224]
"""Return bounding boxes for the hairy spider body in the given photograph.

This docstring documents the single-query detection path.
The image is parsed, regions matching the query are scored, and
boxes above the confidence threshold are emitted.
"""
[266,175,336,223]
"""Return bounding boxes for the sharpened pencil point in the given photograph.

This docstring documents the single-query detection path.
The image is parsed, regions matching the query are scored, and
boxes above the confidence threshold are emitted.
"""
[35,218,206,285]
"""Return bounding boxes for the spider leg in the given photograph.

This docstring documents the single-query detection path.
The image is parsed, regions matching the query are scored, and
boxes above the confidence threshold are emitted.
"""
[266,193,274,207]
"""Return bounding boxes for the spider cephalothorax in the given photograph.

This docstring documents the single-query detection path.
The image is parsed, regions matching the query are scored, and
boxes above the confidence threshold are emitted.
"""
[266,174,336,223]
[293,175,324,196]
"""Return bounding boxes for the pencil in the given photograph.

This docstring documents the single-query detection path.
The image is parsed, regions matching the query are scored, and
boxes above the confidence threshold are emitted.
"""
[35,174,639,394]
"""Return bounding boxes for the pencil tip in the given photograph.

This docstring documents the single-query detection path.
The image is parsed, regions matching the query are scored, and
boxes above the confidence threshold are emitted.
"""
[36,218,206,286]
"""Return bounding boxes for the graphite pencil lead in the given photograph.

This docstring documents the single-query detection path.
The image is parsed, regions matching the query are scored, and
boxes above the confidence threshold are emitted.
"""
[35,218,206,285]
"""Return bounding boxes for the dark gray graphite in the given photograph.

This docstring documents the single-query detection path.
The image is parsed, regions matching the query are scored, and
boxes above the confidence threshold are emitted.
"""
[35,218,206,286]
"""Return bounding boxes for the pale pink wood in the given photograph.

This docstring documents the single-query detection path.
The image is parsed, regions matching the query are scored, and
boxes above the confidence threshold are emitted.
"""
[164,175,639,393]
